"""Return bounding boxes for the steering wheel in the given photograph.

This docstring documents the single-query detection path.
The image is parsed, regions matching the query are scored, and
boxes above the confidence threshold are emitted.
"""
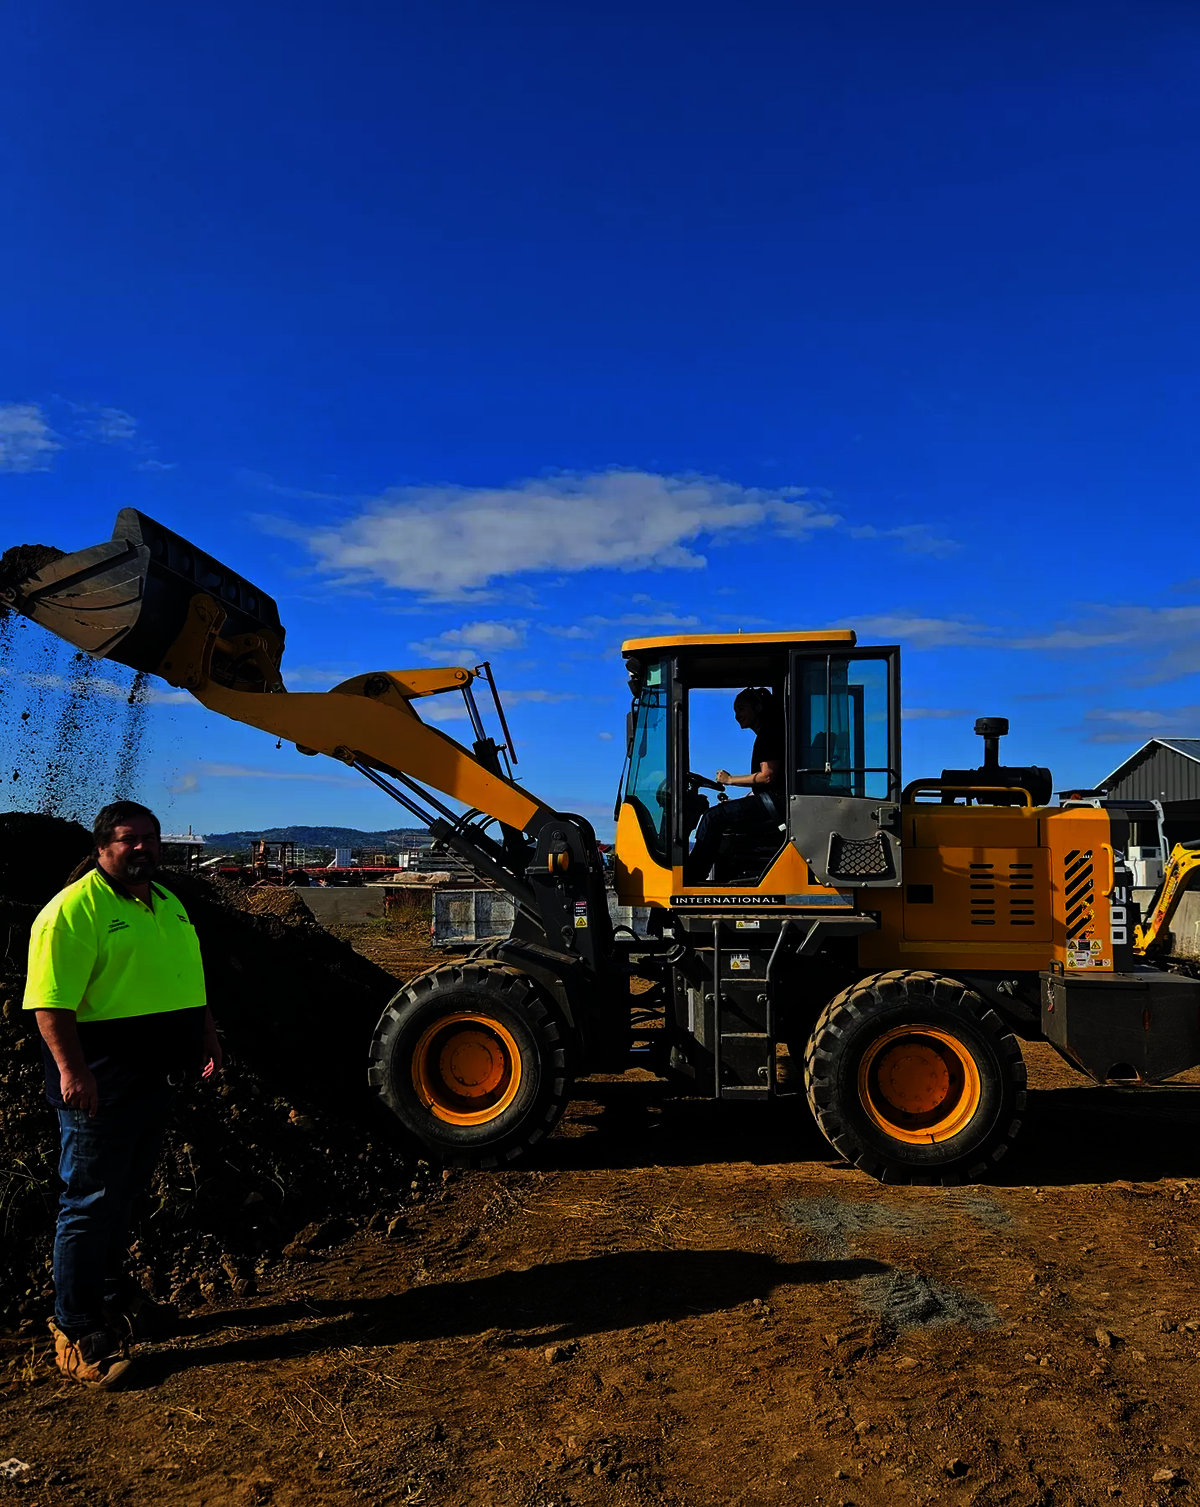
[657,774,729,809]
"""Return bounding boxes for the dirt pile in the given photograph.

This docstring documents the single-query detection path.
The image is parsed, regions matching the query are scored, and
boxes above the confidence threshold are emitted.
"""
[0,544,64,620]
[0,816,415,1329]
[0,811,91,926]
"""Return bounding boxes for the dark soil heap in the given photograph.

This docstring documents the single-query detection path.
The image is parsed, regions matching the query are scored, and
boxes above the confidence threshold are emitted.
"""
[0,544,65,620]
[0,812,413,1329]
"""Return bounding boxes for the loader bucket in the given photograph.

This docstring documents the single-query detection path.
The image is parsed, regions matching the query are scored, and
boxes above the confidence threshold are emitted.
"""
[3,508,285,681]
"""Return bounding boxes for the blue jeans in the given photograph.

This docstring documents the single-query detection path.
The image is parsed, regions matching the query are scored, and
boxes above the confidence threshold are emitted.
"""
[54,1085,175,1339]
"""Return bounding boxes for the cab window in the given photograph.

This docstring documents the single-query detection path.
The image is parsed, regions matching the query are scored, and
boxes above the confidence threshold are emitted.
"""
[623,660,669,864]
[795,655,895,799]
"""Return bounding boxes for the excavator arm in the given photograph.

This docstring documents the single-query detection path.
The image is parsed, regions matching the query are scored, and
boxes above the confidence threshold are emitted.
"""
[1134,840,1200,958]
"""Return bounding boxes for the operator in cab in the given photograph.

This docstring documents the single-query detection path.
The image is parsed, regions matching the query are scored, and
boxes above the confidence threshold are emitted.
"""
[686,687,784,883]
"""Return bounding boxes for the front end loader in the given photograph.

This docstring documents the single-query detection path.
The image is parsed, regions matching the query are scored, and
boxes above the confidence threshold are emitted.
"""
[9,509,1200,1184]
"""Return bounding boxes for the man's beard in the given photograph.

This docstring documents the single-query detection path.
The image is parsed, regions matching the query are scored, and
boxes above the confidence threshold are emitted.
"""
[119,855,157,882]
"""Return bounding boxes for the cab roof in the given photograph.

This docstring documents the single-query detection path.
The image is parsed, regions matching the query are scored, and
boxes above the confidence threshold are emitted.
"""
[620,629,858,654]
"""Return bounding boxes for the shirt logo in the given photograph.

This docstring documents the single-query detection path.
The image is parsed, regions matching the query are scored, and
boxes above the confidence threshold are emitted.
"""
[107,918,130,933]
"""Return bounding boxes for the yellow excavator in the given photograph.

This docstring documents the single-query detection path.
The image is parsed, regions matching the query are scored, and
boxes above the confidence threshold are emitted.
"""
[1135,841,1200,962]
[8,508,1200,1185]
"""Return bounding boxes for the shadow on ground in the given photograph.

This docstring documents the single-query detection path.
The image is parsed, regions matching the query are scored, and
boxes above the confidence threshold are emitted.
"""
[995,1082,1200,1186]
[534,1074,1200,1187]
[141,1248,888,1384]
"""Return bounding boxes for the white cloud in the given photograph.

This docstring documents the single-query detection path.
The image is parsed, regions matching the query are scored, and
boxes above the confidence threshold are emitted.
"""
[597,731,614,740]
[604,611,702,628]
[543,609,702,642]
[0,402,60,473]
[79,406,138,444]
[841,613,989,649]
[266,469,839,600]
[201,761,361,786]
[239,469,347,503]
[0,664,145,701]
[65,400,174,471]
[843,602,1200,683]
[419,687,576,723]
[282,665,365,688]
[1079,706,1200,744]
[847,523,960,558]
[409,619,528,662]
[419,701,471,722]
[901,707,969,720]
[1013,606,1200,683]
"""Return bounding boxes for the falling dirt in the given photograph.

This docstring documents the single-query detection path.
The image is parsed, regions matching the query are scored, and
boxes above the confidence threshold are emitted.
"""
[113,671,153,801]
[2,647,156,817]
[2,540,162,810]
[37,653,116,822]
[1,621,63,793]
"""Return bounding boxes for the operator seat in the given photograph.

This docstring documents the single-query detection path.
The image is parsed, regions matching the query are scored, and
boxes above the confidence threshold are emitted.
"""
[709,817,787,885]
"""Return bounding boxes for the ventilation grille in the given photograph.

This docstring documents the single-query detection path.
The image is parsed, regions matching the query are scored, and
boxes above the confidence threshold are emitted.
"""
[969,860,1042,927]
[1064,849,1094,939]
[1008,860,1037,926]
[827,832,893,880]
[969,862,995,925]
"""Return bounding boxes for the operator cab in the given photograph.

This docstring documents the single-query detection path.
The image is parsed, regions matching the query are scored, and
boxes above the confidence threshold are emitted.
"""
[617,630,902,902]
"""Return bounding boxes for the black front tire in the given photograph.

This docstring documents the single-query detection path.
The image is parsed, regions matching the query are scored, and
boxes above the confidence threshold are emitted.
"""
[802,970,1026,1185]
[368,962,573,1168]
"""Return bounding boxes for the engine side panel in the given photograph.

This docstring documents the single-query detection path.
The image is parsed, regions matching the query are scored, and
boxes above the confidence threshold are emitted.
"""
[859,804,1124,976]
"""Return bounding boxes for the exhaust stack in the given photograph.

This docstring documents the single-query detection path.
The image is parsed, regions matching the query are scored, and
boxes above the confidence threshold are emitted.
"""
[3,509,286,693]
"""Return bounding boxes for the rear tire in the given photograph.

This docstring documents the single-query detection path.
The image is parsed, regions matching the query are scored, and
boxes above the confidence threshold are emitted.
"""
[803,970,1026,1185]
[368,962,573,1168]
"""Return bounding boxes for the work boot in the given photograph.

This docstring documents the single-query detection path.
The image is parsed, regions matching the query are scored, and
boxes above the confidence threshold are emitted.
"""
[49,1321,136,1390]
[103,1292,180,1343]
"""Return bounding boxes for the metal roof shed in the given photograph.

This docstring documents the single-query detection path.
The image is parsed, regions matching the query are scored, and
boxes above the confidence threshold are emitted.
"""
[1100,738,1200,848]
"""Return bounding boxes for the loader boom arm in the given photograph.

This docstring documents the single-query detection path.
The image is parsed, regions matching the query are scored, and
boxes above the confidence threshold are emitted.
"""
[196,674,546,834]
[4,506,627,1068]
[2,508,552,839]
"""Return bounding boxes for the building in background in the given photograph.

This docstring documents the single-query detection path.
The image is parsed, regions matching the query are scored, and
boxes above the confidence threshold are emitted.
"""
[1100,739,1200,852]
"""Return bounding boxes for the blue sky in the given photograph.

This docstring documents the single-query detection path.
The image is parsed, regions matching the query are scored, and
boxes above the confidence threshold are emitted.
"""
[3,0,1200,835]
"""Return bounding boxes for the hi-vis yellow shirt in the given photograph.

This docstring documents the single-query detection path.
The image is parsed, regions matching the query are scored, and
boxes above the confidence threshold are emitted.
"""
[23,867,206,1021]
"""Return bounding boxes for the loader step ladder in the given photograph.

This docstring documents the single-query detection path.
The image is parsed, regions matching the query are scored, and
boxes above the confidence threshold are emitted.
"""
[711,918,775,1100]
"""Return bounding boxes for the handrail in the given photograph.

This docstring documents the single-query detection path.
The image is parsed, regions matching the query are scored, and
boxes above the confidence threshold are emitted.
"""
[901,781,1035,809]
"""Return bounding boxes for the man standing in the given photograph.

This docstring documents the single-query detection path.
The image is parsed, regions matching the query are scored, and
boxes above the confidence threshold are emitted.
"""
[24,801,221,1389]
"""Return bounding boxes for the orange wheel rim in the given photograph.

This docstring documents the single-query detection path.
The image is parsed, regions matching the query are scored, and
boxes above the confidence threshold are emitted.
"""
[412,1012,523,1126]
[857,1025,982,1144]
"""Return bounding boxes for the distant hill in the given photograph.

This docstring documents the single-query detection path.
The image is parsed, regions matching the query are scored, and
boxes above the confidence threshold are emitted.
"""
[202,825,429,851]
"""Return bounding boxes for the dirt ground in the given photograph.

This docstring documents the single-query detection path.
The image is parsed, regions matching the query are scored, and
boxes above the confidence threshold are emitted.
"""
[5,922,1200,1507]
